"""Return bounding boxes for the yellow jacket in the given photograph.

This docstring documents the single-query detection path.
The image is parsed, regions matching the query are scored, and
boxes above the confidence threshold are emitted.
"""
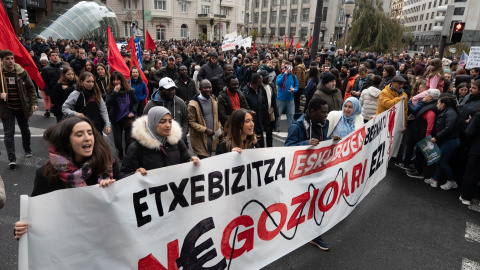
[376,84,408,127]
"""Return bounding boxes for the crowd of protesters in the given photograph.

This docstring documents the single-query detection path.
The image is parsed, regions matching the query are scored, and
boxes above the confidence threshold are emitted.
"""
[7,35,480,250]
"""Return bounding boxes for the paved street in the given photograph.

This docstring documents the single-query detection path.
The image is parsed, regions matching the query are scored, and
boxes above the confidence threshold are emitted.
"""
[0,102,479,269]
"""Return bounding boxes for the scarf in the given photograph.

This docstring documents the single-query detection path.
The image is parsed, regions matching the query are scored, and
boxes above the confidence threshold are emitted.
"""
[48,145,113,188]
[332,97,361,138]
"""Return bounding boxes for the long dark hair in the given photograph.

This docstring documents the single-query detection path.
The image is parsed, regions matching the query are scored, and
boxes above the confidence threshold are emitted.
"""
[438,94,458,114]
[108,71,131,92]
[222,109,257,151]
[309,64,320,84]
[42,116,113,182]
[77,72,102,104]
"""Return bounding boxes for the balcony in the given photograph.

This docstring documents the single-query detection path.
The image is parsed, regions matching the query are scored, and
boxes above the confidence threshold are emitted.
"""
[197,14,226,18]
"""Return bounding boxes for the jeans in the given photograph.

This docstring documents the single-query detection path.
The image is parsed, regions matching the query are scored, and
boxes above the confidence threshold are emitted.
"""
[277,100,295,128]
[111,121,132,159]
[432,138,460,181]
[2,109,31,161]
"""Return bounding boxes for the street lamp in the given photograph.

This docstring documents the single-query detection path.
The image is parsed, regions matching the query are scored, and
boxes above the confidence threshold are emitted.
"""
[343,0,355,51]
[310,20,314,37]
[248,20,252,36]
[5,0,13,9]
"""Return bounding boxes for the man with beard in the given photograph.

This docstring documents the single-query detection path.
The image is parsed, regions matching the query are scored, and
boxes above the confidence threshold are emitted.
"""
[217,75,250,126]
[197,52,223,81]
[188,80,221,158]
[242,58,260,87]
[142,50,155,77]
[175,65,197,103]
[210,64,234,98]
[313,72,343,112]
[152,56,179,84]
[144,77,188,141]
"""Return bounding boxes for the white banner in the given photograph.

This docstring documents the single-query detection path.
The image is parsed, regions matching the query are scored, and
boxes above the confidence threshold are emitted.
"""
[465,47,480,69]
[19,102,404,270]
[237,36,252,49]
[221,31,238,51]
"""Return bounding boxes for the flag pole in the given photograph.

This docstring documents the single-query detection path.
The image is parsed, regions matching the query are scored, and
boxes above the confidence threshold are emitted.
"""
[0,61,7,101]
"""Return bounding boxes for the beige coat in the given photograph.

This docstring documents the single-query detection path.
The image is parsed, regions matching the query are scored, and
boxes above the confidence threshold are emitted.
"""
[188,95,221,157]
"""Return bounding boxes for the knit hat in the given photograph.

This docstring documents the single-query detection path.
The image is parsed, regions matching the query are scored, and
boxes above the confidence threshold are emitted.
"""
[322,72,336,86]
[376,59,384,64]
[40,53,48,64]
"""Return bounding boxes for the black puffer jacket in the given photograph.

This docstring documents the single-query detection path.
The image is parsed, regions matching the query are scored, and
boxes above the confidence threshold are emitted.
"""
[41,61,66,96]
[458,94,480,134]
[70,57,86,76]
[465,112,480,155]
[433,107,460,143]
[120,116,191,178]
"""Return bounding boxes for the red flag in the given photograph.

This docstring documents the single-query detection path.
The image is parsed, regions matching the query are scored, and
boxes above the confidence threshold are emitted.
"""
[128,37,149,105]
[145,30,156,52]
[126,36,135,53]
[0,5,44,89]
[283,35,287,47]
[252,41,256,53]
[308,35,313,47]
[289,34,294,48]
[107,26,130,80]
[296,41,301,49]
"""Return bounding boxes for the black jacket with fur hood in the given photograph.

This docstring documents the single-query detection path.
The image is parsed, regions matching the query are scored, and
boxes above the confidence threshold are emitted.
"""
[120,115,191,178]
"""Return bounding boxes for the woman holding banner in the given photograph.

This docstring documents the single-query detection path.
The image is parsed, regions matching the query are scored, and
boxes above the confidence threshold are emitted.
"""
[216,108,258,155]
[14,116,119,239]
[326,97,363,140]
[120,107,199,178]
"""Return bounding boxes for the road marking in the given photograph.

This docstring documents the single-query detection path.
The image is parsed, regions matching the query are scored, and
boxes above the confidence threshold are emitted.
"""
[465,222,480,244]
[461,258,480,270]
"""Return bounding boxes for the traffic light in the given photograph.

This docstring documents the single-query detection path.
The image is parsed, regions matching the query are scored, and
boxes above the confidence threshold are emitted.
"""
[451,22,465,43]
[20,9,28,25]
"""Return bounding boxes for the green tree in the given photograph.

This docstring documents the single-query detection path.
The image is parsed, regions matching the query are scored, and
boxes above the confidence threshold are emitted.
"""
[251,29,258,41]
[349,0,407,52]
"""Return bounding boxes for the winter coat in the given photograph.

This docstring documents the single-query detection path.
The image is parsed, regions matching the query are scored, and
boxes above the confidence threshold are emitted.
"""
[217,88,251,126]
[376,83,408,126]
[70,57,86,76]
[142,58,155,73]
[188,94,221,157]
[326,110,364,138]
[458,94,480,134]
[275,73,299,101]
[465,112,480,155]
[285,114,329,146]
[41,61,66,96]
[175,77,198,102]
[293,64,306,88]
[152,65,179,84]
[143,91,189,138]
[130,78,148,104]
[313,85,343,112]
[51,79,76,116]
[62,90,111,132]
[380,76,394,90]
[210,74,227,98]
[0,64,38,119]
[359,85,382,119]
[344,74,359,100]
[411,102,438,141]
[197,62,223,81]
[31,161,120,197]
[432,107,460,143]
[105,89,138,123]
[193,65,201,90]
[352,75,373,94]
[120,116,190,178]
[241,84,269,132]
[415,62,425,76]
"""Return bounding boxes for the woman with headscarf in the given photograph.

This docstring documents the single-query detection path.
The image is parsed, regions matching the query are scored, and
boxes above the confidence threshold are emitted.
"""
[326,97,364,139]
[343,67,359,100]
[120,107,199,178]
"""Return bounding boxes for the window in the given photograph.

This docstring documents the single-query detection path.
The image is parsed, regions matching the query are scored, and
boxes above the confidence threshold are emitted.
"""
[454,0,467,2]
[245,0,249,7]
[428,2,431,8]
[424,24,427,31]
[272,0,277,5]
[254,12,259,23]
[181,2,187,12]
[433,0,436,7]
[262,0,268,7]
[303,0,309,3]
[124,22,130,36]
[290,27,296,36]
[431,12,434,19]
[291,9,297,22]
[299,27,307,39]
[181,24,188,38]
[301,8,309,21]
[270,28,275,36]
[420,14,424,20]
[291,0,297,4]
[438,0,442,5]
[339,8,345,22]
[279,27,285,36]
[281,0,287,5]
[154,0,166,10]
[261,12,266,23]
[422,4,426,10]
[123,0,130,9]
[454,7,465,15]
[202,5,210,14]
[202,0,210,2]
[429,23,432,30]
[156,25,166,40]
[261,27,266,36]
[322,7,327,21]
[280,10,287,23]
[425,13,428,20]
[270,12,276,23]
[255,0,259,8]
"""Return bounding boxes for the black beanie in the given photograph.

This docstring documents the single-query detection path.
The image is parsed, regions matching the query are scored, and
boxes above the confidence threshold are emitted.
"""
[322,72,336,86]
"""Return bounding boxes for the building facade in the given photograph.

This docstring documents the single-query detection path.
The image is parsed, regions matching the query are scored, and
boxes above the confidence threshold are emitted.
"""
[401,0,480,53]
[103,0,245,41]
[390,0,403,20]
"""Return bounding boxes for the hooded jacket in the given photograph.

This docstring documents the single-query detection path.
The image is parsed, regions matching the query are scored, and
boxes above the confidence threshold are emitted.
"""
[143,90,189,138]
[275,73,299,101]
[188,94,221,157]
[415,62,426,76]
[344,74,359,100]
[312,85,343,112]
[285,114,329,146]
[359,85,382,119]
[376,83,408,126]
[217,88,251,126]
[0,63,38,119]
[120,116,190,178]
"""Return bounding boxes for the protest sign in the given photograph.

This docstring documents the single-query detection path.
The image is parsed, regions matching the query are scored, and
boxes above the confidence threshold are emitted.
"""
[19,102,404,270]
[465,47,480,69]
[221,31,237,51]
[416,135,441,166]
[237,36,252,49]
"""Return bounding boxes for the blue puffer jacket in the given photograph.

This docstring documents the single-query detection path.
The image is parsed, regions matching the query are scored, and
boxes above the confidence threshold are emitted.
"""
[130,78,147,103]
[276,73,299,101]
[285,114,329,146]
